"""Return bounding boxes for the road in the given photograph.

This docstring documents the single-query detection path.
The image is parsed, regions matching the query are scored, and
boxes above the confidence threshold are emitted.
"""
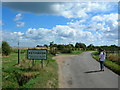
[54,51,118,88]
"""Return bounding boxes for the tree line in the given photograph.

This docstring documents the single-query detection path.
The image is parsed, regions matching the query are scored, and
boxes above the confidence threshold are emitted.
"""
[2,41,120,56]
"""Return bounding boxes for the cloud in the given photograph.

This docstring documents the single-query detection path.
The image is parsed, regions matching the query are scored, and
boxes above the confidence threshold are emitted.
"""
[2,23,102,46]
[2,2,118,46]
[14,13,22,21]
[3,12,118,46]
[3,2,117,18]
[14,13,25,27]
[3,2,58,14]
[16,22,25,27]
[86,13,118,41]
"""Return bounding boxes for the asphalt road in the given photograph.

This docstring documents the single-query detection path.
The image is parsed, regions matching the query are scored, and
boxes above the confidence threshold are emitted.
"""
[55,51,118,88]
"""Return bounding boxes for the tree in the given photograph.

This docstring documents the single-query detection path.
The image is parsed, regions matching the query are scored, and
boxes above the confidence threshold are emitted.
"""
[57,45,65,51]
[68,44,74,48]
[50,41,54,46]
[36,45,42,47]
[36,45,40,47]
[75,43,79,48]
[87,44,95,50]
[44,44,48,47]
[2,41,11,56]
[75,43,86,50]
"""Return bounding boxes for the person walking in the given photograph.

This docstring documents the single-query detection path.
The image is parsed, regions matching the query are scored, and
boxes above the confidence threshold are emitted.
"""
[99,49,106,71]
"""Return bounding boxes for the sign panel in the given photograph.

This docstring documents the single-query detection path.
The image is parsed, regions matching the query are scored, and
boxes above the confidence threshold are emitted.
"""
[27,49,47,60]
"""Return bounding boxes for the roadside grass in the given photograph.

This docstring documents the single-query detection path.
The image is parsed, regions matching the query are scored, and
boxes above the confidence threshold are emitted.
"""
[60,50,85,55]
[107,53,120,65]
[91,52,120,75]
[2,51,58,88]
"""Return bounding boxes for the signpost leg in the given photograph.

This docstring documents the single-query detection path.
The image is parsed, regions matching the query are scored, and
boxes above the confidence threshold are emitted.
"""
[32,59,34,66]
[41,60,44,69]
[46,60,49,66]
[18,48,20,64]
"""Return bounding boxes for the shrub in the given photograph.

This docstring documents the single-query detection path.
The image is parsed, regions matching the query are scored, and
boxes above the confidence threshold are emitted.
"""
[2,41,11,56]
[60,48,72,53]
[49,47,57,55]
[107,54,120,64]
[92,52,99,55]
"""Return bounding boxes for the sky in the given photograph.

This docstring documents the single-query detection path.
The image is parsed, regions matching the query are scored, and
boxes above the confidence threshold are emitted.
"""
[1,2,119,47]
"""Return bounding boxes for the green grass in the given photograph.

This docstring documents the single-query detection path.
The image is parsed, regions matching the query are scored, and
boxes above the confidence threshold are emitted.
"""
[60,50,85,55]
[2,51,58,88]
[91,52,120,75]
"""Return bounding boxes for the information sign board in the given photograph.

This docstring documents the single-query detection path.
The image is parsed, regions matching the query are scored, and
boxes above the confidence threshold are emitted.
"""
[27,49,47,60]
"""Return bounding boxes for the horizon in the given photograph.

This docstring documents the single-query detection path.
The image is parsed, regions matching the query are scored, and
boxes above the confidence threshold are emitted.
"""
[10,42,118,47]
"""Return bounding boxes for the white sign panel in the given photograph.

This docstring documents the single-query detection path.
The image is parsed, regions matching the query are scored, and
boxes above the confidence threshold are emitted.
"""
[28,49,47,60]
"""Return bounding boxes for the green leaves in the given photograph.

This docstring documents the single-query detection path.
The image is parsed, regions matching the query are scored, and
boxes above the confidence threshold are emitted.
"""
[2,41,11,56]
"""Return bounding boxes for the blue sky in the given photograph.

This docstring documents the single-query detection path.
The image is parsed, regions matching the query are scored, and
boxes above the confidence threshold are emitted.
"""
[3,7,71,32]
[1,2,119,47]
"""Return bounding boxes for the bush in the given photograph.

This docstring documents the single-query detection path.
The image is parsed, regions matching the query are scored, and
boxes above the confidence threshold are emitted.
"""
[60,48,72,53]
[49,47,57,55]
[49,50,57,55]
[107,54,120,64]
[92,52,99,55]
[2,41,11,56]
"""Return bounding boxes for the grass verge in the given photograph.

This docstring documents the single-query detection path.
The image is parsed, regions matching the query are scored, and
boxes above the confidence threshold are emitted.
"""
[60,50,85,55]
[91,52,120,75]
[2,51,58,88]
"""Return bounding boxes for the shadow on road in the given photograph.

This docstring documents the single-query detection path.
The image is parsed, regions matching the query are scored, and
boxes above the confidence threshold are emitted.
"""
[84,70,101,73]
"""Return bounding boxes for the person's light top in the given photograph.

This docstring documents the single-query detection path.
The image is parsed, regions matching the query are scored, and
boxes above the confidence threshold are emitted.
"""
[99,52,106,61]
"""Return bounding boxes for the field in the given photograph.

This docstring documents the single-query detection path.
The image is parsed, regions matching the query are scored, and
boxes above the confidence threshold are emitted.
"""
[59,50,85,55]
[11,46,49,50]
[2,47,86,88]
[92,51,120,75]
[2,49,58,88]
[107,52,120,64]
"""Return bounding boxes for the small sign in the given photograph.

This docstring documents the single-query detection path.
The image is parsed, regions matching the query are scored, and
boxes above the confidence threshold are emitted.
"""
[27,49,47,60]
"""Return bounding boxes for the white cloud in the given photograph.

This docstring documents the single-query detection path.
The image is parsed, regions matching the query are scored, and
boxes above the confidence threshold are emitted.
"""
[16,22,25,27]
[92,13,118,23]
[2,2,118,46]
[2,23,101,46]
[12,32,24,36]
[3,12,118,46]
[14,13,22,21]
[14,13,25,27]
[92,16,103,21]
[87,13,118,42]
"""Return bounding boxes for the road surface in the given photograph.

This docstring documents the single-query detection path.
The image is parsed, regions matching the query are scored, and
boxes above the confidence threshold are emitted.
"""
[54,51,118,88]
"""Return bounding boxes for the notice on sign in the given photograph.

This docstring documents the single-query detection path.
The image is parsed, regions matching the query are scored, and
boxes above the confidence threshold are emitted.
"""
[27,49,47,60]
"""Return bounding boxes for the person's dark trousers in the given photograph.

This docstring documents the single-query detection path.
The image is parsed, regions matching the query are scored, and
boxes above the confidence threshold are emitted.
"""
[100,61,104,70]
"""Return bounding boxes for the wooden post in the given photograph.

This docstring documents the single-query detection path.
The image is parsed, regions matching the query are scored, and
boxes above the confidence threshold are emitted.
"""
[18,41,20,64]
[41,60,44,69]
[46,60,49,67]
[32,59,34,66]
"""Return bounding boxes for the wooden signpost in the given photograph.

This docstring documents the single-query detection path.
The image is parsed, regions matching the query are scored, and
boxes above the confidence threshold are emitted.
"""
[27,49,47,68]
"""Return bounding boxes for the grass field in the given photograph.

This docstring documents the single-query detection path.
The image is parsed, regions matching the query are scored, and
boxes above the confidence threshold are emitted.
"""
[2,51,58,88]
[60,50,85,55]
[92,52,120,75]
